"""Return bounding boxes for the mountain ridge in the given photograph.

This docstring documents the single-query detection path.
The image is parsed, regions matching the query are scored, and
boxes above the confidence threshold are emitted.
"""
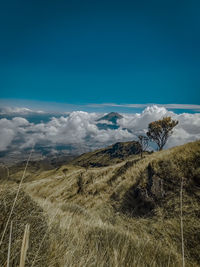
[70,140,141,167]
[97,112,123,124]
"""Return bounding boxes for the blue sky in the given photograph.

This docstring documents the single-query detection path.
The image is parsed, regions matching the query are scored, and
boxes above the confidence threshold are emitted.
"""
[0,0,200,106]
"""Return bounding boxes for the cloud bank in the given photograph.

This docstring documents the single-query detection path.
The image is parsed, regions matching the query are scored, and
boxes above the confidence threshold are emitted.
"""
[0,105,199,154]
[88,103,200,111]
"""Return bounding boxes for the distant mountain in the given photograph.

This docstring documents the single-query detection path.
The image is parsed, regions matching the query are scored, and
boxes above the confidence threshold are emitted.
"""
[96,112,123,130]
[97,112,123,124]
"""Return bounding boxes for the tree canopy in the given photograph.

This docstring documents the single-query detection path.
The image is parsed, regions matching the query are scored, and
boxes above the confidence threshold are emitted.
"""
[146,117,178,151]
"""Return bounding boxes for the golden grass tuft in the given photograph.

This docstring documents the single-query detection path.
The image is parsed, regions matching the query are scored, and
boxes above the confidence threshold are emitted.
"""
[0,188,50,266]
[20,223,30,267]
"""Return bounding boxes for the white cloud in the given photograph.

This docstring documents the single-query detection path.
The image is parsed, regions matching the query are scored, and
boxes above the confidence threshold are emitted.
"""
[0,117,30,151]
[87,103,200,111]
[118,105,173,132]
[0,106,44,115]
[0,128,15,151]
[12,117,30,126]
[0,106,199,153]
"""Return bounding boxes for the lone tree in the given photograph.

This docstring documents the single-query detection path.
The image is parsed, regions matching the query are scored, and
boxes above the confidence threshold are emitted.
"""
[137,135,149,158]
[146,117,178,151]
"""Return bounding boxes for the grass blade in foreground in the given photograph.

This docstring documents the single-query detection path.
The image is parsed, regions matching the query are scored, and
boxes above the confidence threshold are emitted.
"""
[20,224,30,267]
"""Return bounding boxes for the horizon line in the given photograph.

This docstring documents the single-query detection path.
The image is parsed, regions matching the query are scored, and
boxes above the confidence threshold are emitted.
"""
[0,99,200,113]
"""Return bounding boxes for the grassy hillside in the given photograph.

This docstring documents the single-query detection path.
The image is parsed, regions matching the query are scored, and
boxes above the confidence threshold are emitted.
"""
[0,140,200,266]
[71,140,141,167]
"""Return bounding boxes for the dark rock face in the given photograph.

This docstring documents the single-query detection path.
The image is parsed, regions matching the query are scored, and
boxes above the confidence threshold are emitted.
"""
[147,163,164,199]
[120,161,172,217]
[120,184,156,217]
[120,148,200,218]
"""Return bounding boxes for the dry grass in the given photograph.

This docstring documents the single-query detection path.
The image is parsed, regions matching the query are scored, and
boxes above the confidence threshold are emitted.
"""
[6,221,13,267]
[0,188,50,266]
[1,140,200,266]
[20,224,30,267]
